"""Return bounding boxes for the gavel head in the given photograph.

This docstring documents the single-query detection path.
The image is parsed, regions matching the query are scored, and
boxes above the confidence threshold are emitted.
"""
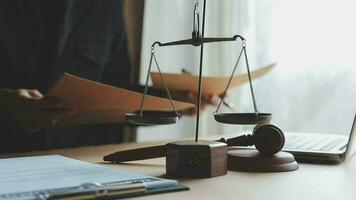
[252,124,285,155]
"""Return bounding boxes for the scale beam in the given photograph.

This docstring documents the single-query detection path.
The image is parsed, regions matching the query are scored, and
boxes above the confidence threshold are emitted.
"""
[152,35,244,47]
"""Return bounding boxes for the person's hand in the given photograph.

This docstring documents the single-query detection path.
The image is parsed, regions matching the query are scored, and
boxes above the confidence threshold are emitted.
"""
[0,89,75,133]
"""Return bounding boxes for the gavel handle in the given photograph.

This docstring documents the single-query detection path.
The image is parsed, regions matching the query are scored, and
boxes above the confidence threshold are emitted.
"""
[103,145,167,163]
[219,135,254,146]
[104,135,251,163]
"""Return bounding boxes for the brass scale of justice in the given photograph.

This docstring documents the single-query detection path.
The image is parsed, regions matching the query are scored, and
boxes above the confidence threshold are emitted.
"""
[104,1,299,177]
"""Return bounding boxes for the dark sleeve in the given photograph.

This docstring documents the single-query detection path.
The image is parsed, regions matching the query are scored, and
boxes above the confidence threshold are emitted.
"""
[100,0,132,90]
[99,3,167,98]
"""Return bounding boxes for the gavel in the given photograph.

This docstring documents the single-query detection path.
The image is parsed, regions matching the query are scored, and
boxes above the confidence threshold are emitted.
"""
[104,124,285,163]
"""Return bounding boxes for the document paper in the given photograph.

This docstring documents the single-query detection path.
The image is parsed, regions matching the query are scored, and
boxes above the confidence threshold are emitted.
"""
[0,155,179,198]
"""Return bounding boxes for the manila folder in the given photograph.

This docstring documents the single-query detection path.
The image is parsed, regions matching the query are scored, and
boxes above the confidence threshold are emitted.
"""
[151,63,275,95]
[47,73,194,126]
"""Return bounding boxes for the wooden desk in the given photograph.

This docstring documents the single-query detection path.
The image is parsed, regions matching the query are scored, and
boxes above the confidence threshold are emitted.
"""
[3,143,356,200]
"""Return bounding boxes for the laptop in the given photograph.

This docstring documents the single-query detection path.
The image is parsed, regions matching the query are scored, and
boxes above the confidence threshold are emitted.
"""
[283,114,356,163]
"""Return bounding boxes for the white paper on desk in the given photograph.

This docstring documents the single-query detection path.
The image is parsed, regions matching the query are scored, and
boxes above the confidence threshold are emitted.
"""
[151,63,275,95]
[0,155,176,196]
[47,73,194,126]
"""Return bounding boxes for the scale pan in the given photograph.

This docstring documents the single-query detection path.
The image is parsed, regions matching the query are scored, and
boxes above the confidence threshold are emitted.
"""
[126,111,180,125]
[214,113,271,125]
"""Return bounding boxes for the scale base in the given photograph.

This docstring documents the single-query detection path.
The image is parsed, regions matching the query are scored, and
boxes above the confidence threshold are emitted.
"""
[166,140,227,178]
[228,149,299,172]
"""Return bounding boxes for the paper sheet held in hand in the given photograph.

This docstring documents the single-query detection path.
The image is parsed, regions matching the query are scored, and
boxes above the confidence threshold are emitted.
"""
[151,63,275,95]
[47,73,194,126]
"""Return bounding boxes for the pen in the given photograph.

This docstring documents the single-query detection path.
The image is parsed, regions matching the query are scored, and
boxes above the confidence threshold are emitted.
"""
[46,182,146,200]
[181,68,235,111]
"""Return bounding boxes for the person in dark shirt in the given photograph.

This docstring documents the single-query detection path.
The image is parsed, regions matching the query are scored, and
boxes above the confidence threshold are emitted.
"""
[0,0,217,152]
[0,0,135,152]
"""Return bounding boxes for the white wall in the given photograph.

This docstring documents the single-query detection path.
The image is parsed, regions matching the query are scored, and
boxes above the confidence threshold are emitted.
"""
[137,0,356,142]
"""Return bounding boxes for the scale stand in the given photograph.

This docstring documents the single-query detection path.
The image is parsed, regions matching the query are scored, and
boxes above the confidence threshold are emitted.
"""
[125,0,295,177]
[125,1,270,127]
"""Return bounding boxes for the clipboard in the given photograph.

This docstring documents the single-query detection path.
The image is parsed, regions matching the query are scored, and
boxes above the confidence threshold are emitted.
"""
[0,155,188,199]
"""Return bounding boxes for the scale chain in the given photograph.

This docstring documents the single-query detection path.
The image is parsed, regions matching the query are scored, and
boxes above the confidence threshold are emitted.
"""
[152,53,179,115]
[243,46,259,115]
[215,47,244,113]
[139,49,155,116]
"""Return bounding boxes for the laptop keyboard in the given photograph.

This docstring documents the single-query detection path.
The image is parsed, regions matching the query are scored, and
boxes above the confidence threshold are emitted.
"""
[285,135,346,152]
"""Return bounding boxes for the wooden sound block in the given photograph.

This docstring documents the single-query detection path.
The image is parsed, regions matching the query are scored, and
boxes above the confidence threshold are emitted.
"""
[166,140,227,178]
[228,149,299,172]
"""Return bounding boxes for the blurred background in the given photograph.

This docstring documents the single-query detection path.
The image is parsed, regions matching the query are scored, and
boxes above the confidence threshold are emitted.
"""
[129,0,356,142]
